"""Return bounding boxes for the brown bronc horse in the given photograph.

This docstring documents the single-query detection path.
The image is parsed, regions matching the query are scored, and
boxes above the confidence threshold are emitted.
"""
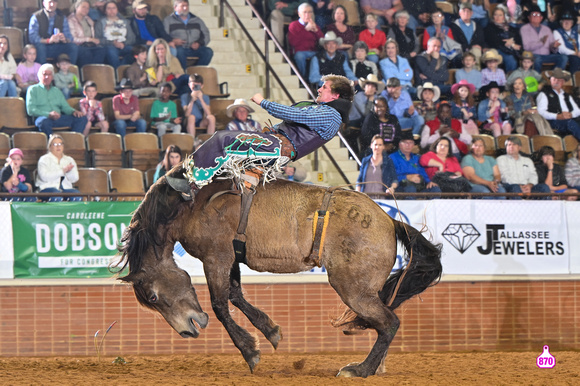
[116,165,442,378]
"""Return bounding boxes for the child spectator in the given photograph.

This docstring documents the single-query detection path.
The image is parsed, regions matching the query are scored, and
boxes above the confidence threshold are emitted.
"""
[150,82,182,137]
[112,80,146,137]
[454,51,482,89]
[477,81,512,137]
[16,45,42,93]
[505,51,543,92]
[349,41,378,80]
[1,148,35,202]
[416,82,440,123]
[125,45,158,97]
[53,54,79,99]
[450,80,479,136]
[226,99,261,132]
[480,49,506,87]
[358,14,386,64]
[182,73,216,138]
[79,81,109,136]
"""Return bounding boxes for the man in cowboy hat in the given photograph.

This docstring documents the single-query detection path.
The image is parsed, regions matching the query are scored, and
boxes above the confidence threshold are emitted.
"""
[536,68,580,140]
[308,31,357,85]
[389,130,441,197]
[520,4,567,72]
[384,77,425,134]
[349,74,385,128]
[554,10,580,74]
[226,99,261,132]
[112,79,147,137]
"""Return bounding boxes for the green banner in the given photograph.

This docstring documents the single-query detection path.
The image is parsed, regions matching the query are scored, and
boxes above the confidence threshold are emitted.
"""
[12,201,140,278]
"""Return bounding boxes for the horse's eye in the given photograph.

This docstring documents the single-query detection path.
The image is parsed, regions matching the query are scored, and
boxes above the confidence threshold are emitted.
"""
[149,294,158,303]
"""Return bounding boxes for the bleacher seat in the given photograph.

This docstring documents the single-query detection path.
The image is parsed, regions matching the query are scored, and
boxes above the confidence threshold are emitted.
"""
[81,64,117,94]
[124,132,161,172]
[209,99,236,130]
[12,131,48,171]
[161,133,195,155]
[564,135,579,157]
[472,134,496,157]
[0,26,24,60]
[145,167,157,189]
[0,97,36,135]
[185,66,230,98]
[76,168,109,201]
[87,132,124,171]
[59,131,87,167]
[531,135,566,165]
[108,168,145,201]
[0,133,10,161]
[497,134,531,155]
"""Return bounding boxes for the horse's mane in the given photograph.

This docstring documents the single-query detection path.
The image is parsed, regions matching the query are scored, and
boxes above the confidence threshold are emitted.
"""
[114,165,189,275]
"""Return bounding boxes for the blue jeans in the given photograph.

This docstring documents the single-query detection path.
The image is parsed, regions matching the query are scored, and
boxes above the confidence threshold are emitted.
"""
[105,44,133,69]
[547,119,580,140]
[470,183,507,199]
[396,183,442,199]
[113,118,147,137]
[40,187,82,202]
[503,183,550,199]
[35,114,88,135]
[534,54,568,73]
[35,43,79,65]
[497,50,518,72]
[77,45,107,68]
[0,79,17,97]
[293,51,316,79]
[398,114,425,135]
[175,45,214,69]
[172,74,191,97]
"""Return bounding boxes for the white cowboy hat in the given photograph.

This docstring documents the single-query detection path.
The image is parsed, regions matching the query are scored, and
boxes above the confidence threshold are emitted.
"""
[319,31,343,47]
[358,74,385,94]
[417,82,441,102]
[226,99,255,118]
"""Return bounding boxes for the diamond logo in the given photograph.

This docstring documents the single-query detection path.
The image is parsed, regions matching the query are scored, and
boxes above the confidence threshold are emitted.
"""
[442,223,481,254]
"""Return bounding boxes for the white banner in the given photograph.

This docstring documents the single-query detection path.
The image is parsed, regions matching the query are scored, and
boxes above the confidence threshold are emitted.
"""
[433,200,570,275]
[0,201,13,279]
[565,201,580,274]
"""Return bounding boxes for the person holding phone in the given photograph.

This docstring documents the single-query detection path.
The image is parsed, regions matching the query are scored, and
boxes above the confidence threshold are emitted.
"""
[182,73,215,139]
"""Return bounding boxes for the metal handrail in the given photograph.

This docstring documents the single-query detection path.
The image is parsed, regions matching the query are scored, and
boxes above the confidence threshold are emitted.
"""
[218,0,358,186]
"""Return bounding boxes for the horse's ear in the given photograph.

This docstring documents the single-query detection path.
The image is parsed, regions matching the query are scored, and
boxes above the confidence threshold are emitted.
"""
[118,272,138,283]
[165,176,193,201]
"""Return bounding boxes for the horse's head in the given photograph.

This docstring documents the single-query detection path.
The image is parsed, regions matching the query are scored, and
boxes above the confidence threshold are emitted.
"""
[116,165,208,338]
[119,245,209,338]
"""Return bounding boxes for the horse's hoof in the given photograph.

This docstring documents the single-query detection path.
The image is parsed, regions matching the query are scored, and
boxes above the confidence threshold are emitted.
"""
[336,362,362,378]
[267,325,283,349]
[245,350,261,373]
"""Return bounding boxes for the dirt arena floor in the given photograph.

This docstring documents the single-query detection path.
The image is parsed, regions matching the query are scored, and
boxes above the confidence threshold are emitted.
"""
[0,351,578,385]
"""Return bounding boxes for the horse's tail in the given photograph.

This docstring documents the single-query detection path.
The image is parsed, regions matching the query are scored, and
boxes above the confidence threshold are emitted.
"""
[332,220,442,332]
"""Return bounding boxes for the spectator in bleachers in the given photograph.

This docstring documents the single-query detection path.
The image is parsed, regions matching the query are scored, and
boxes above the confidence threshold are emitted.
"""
[422,8,463,68]
[416,82,440,123]
[450,2,485,68]
[28,0,79,65]
[324,5,355,53]
[380,39,414,95]
[349,41,378,80]
[421,102,471,157]
[308,31,357,86]
[387,10,420,60]
[505,51,543,91]
[536,68,580,140]
[26,63,87,135]
[450,80,479,136]
[95,1,136,69]
[1,148,35,202]
[226,99,261,132]
[89,0,107,20]
[0,35,18,97]
[151,82,182,137]
[484,6,522,72]
[269,0,301,47]
[420,137,465,181]
[145,38,190,96]
[287,3,323,79]
[68,0,107,68]
[553,11,580,75]
[129,0,174,50]
[54,54,79,99]
[360,96,401,157]
[358,14,386,64]
[36,134,82,201]
[455,52,482,90]
[153,144,183,182]
[535,145,578,200]
[79,80,109,135]
[415,37,450,95]
[312,0,333,30]
[505,77,552,137]
[125,45,157,97]
[520,5,567,72]
[461,137,506,198]
[383,77,424,134]
[390,130,441,195]
[565,143,580,190]
[477,81,512,137]
[480,49,506,87]
[497,135,550,198]
[163,0,213,69]
[360,0,399,28]
[16,45,42,93]
[356,135,398,196]
[469,0,490,28]
[400,0,437,32]
[182,73,216,138]
[349,74,383,129]
[112,79,147,136]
